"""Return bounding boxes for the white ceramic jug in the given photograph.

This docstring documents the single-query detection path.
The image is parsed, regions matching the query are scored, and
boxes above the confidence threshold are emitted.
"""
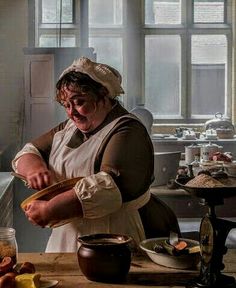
[185,144,201,164]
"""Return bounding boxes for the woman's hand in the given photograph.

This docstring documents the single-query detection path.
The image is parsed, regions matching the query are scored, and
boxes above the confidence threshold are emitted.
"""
[24,200,50,227]
[24,189,83,228]
[25,169,52,190]
[16,154,53,190]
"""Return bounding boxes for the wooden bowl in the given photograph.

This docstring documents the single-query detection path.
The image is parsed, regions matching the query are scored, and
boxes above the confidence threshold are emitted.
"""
[20,176,83,228]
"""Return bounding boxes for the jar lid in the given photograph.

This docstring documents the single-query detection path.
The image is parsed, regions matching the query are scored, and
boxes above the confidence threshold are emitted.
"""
[0,227,15,239]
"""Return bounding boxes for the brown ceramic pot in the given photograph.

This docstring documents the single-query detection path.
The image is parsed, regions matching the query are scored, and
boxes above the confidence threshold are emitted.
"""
[77,233,132,283]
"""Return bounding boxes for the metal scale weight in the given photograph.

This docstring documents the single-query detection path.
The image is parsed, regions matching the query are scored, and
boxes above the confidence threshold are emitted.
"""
[177,177,236,288]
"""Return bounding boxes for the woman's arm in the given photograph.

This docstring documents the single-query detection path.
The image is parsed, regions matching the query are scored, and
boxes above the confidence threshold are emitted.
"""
[12,120,69,189]
[24,188,82,227]
[98,119,154,201]
[24,172,122,227]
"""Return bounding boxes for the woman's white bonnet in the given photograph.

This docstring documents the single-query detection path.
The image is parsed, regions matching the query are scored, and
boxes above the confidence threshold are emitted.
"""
[59,57,124,98]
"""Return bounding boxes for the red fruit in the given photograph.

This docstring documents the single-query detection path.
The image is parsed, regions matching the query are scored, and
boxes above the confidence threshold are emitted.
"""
[0,257,14,275]
[19,262,35,274]
[0,274,16,288]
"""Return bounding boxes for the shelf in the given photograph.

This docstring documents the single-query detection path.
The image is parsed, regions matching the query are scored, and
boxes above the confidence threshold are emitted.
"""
[151,185,236,218]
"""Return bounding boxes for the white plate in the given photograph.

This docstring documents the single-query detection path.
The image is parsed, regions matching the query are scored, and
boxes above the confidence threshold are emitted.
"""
[40,280,59,288]
[139,237,200,270]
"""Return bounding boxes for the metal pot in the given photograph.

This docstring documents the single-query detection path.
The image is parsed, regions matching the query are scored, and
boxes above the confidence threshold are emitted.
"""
[204,112,234,131]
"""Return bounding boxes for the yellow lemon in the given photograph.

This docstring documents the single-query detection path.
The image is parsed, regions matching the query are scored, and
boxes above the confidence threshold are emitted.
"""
[15,273,41,288]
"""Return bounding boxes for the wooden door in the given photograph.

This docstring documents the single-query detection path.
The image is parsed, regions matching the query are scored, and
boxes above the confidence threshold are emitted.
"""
[24,54,55,143]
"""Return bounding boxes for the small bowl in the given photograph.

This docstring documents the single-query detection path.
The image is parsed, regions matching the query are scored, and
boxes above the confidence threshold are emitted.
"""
[139,237,200,270]
[77,233,132,283]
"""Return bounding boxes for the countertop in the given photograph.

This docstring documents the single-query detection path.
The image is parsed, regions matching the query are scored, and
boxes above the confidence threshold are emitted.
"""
[152,136,236,143]
[18,251,236,288]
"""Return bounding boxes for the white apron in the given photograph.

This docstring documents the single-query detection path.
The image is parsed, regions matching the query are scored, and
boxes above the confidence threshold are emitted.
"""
[46,116,150,252]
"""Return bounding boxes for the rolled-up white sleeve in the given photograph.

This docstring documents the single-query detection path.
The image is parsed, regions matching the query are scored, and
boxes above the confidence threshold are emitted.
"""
[12,143,43,172]
[74,171,122,219]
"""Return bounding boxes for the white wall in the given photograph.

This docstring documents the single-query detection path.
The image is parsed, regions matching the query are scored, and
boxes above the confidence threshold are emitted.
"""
[0,1,28,169]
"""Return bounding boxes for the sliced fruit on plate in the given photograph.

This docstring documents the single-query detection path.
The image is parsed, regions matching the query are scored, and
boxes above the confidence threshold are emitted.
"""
[161,240,200,256]
[40,279,59,288]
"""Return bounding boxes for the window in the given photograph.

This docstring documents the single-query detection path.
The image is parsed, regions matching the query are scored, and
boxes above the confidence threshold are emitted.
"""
[35,0,79,47]
[144,0,232,123]
[32,0,234,124]
[88,0,124,80]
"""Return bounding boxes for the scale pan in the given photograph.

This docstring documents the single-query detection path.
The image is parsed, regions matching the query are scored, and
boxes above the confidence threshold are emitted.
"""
[175,177,236,199]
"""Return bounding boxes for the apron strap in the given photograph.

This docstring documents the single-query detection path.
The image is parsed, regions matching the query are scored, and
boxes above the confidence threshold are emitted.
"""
[122,189,151,210]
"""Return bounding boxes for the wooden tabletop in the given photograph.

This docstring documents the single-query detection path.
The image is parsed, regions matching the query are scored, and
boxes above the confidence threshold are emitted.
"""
[18,250,236,288]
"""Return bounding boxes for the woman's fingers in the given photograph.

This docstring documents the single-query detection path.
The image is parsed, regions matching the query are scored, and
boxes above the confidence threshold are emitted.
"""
[26,170,52,190]
[24,201,47,227]
[43,172,51,187]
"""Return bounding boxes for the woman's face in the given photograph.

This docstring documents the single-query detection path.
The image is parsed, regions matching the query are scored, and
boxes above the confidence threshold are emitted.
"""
[60,84,109,132]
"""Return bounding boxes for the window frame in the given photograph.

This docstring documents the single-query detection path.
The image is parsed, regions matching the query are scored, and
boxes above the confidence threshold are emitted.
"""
[143,0,233,124]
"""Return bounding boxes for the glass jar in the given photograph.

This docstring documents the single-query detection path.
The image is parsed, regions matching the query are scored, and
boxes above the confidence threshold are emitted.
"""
[191,155,201,176]
[0,227,18,266]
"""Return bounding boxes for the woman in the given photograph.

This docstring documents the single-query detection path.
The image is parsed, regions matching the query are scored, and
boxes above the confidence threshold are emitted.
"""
[12,57,154,252]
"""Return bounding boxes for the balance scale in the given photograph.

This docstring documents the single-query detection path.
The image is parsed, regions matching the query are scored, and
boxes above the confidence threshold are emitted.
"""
[177,177,236,288]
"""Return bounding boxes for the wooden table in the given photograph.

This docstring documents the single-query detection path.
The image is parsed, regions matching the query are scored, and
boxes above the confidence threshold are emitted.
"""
[18,250,236,288]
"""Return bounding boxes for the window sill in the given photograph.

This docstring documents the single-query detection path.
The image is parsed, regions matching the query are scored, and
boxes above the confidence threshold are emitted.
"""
[152,123,205,134]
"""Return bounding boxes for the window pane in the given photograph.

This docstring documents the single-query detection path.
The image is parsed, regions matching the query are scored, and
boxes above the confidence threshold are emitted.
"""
[89,37,123,76]
[193,0,225,23]
[191,35,227,116]
[89,0,122,26]
[89,37,123,100]
[42,0,73,24]
[39,35,76,47]
[145,35,181,116]
[145,0,181,25]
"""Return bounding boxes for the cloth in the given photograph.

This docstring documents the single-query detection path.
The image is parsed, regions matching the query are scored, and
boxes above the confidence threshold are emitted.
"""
[13,104,154,203]
[46,116,150,252]
[45,115,150,252]
[12,143,43,171]
[59,57,124,98]
[12,102,155,252]
[18,102,154,203]
[12,113,151,252]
